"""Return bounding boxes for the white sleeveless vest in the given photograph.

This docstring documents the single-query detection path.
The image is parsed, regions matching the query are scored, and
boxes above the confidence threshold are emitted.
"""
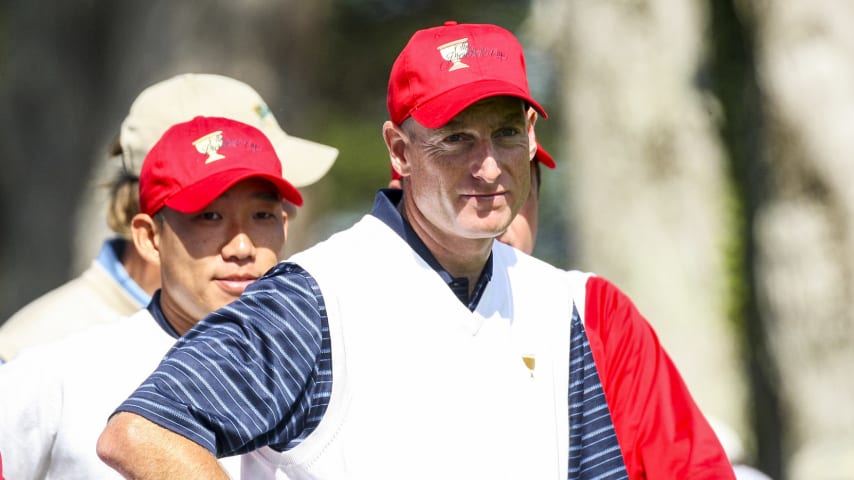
[242,216,588,480]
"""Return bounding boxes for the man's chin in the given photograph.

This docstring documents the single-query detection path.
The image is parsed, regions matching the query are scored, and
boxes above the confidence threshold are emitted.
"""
[207,290,245,311]
[460,227,512,242]
[461,212,513,234]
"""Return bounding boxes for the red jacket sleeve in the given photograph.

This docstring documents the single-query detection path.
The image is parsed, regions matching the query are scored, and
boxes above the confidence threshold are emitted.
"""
[584,276,735,479]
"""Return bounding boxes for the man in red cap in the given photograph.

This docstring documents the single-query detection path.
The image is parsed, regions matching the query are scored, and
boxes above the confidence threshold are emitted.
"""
[99,22,734,479]
[0,116,305,478]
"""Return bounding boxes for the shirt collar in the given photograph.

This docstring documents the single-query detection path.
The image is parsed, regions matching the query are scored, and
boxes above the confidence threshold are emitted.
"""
[369,189,493,311]
[96,237,152,307]
[146,290,181,339]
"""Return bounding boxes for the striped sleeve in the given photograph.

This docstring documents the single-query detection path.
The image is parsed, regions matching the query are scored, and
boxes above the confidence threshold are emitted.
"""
[113,262,331,457]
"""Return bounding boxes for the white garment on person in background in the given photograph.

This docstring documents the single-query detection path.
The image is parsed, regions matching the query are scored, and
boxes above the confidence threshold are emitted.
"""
[710,417,774,479]
[733,465,773,480]
[0,309,240,479]
[0,239,145,361]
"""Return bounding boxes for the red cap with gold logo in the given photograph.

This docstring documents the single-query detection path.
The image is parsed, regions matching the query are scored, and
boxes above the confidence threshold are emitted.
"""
[139,116,303,215]
[387,21,548,129]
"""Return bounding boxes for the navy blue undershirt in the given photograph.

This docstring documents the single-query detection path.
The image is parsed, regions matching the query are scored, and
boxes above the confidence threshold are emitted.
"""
[147,290,180,340]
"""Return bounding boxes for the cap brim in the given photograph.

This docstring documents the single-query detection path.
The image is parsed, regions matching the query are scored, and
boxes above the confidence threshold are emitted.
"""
[409,79,547,129]
[165,169,303,213]
[265,130,339,188]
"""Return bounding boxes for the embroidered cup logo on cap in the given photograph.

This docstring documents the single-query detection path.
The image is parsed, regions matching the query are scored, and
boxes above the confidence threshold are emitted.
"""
[438,38,470,71]
[192,130,225,163]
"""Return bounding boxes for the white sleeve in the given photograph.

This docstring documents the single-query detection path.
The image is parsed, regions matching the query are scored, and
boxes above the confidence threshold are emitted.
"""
[0,347,63,479]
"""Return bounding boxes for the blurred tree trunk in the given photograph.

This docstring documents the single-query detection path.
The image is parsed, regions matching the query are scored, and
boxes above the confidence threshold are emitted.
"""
[707,1,784,476]
[526,0,751,466]
[530,0,854,477]
[0,1,115,323]
[745,1,854,477]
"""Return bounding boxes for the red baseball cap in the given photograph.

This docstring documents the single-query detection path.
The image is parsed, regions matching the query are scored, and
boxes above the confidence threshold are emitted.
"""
[139,116,303,216]
[387,21,548,129]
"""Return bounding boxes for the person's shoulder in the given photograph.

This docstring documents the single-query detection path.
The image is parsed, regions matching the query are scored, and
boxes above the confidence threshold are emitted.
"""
[0,326,91,380]
[4,271,94,322]
[493,241,563,274]
[0,271,96,359]
[257,261,315,283]
[578,273,656,345]
[0,261,143,359]
[581,274,631,303]
[5,261,139,325]
[244,261,324,302]
[6,309,149,368]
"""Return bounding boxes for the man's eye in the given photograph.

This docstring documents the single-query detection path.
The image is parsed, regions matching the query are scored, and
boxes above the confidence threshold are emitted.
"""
[199,212,221,221]
[444,133,464,143]
[497,127,520,137]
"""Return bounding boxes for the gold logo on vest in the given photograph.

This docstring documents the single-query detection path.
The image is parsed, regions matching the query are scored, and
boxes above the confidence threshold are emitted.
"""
[522,354,535,378]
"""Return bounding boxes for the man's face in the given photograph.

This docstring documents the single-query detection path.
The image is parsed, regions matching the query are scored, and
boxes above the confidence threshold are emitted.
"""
[155,178,287,324]
[399,96,535,244]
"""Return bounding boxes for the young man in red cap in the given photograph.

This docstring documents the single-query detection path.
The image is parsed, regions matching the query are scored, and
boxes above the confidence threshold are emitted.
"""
[0,73,337,364]
[99,22,734,479]
[0,116,309,478]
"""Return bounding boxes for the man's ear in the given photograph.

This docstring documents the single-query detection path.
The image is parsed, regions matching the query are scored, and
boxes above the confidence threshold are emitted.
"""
[130,213,161,266]
[383,120,410,179]
[527,107,539,161]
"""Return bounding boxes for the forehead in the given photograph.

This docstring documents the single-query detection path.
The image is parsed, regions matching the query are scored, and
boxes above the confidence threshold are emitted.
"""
[208,178,282,206]
[440,96,527,129]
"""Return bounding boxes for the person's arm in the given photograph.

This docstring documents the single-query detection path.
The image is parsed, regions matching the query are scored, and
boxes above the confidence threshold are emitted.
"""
[584,276,735,479]
[98,263,329,474]
[97,412,227,479]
